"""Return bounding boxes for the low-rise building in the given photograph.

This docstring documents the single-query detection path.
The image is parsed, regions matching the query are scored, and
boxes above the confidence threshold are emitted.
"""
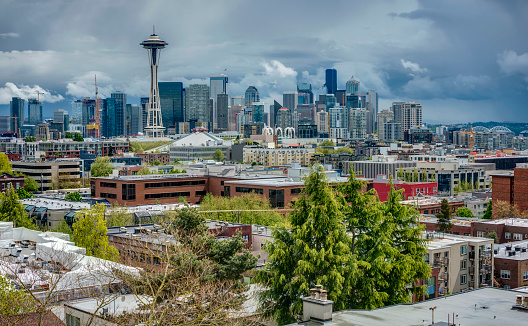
[472,218,528,243]
[243,147,314,167]
[12,160,81,191]
[425,233,493,298]
[372,174,437,201]
[0,172,24,193]
[400,196,465,215]
[494,240,528,290]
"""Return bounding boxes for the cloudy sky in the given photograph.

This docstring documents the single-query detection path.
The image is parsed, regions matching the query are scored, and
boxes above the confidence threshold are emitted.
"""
[0,0,527,123]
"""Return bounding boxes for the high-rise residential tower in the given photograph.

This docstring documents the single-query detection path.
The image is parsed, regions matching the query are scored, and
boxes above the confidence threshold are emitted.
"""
[325,69,337,95]
[28,99,42,125]
[10,97,24,135]
[185,84,210,126]
[159,82,184,134]
[71,100,82,124]
[392,101,422,139]
[210,74,228,131]
[141,31,167,137]
[366,90,378,134]
[111,92,127,136]
[377,109,394,141]
[217,93,229,131]
[244,86,259,106]
[283,91,298,111]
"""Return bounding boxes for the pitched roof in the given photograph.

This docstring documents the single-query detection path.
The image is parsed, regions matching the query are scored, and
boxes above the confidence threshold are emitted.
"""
[0,311,66,326]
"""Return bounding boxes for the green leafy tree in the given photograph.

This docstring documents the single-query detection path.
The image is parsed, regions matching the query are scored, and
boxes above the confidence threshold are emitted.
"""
[340,175,429,309]
[212,149,225,162]
[51,219,72,235]
[487,231,499,243]
[436,199,454,233]
[199,192,286,227]
[73,132,84,142]
[0,153,12,174]
[0,188,36,229]
[106,205,134,227]
[319,139,335,147]
[0,274,35,316]
[65,132,73,139]
[397,166,404,180]
[482,202,492,219]
[256,165,354,324]
[137,167,151,175]
[16,187,34,199]
[456,207,474,218]
[24,176,39,192]
[72,203,119,261]
[412,168,419,182]
[65,191,82,202]
[90,157,114,177]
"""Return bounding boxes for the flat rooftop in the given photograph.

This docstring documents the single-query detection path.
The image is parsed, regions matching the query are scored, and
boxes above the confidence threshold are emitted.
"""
[477,218,528,227]
[426,233,492,251]
[21,197,90,210]
[495,240,528,260]
[420,215,479,227]
[324,288,523,326]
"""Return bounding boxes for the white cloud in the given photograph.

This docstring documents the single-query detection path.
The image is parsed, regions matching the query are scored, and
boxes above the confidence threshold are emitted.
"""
[400,59,427,73]
[497,50,528,75]
[0,82,64,104]
[66,71,115,98]
[262,60,297,78]
[0,33,19,39]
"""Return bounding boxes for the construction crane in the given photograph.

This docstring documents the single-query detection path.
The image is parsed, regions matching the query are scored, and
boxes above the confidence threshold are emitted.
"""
[33,90,44,102]
[86,75,101,138]
[459,126,474,149]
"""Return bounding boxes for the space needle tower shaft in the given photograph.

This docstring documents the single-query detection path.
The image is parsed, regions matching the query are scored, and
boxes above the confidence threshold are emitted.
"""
[140,28,167,137]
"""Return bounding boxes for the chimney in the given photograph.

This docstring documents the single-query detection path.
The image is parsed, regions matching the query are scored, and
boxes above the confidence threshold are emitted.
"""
[302,285,333,323]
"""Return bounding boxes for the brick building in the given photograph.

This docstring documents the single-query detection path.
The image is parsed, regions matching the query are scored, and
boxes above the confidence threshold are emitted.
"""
[135,151,170,165]
[372,175,437,201]
[472,218,528,243]
[0,173,24,193]
[400,196,465,215]
[494,240,528,289]
[420,216,473,236]
[492,164,528,217]
[107,220,252,271]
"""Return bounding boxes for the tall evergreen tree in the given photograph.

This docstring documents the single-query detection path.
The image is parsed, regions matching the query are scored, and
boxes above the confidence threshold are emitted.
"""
[256,165,354,324]
[436,199,454,233]
[340,176,429,309]
[482,202,492,219]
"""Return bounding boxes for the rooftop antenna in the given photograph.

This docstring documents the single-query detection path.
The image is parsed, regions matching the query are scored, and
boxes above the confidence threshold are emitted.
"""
[153,25,155,35]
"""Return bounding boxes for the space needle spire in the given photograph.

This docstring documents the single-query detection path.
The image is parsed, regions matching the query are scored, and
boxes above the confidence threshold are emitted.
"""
[141,28,167,137]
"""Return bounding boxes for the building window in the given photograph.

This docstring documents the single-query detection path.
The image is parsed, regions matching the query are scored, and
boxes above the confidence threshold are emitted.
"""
[476,231,486,237]
[524,271,528,281]
[290,188,303,195]
[501,270,511,280]
[461,245,467,255]
[505,232,511,239]
[504,285,511,290]
[514,233,523,240]
[461,259,467,270]
[461,274,467,285]
[66,314,81,326]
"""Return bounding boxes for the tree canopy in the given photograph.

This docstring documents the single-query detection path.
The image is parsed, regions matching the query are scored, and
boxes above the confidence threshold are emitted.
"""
[0,153,12,174]
[456,207,474,218]
[24,176,39,192]
[199,193,287,227]
[72,204,119,261]
[65,191,82,202]
[90,157,114,177]
[213,148,225,162]
[482,202,492,219]
[0,274,35,316]
[137,167,151,175]
[0,188,36,229]
[436,199,454,233]
[16,187,34,199]
[256,167,430,325]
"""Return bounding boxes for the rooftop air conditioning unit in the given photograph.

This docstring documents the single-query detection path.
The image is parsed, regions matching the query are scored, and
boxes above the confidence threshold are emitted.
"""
[120,227,127,233]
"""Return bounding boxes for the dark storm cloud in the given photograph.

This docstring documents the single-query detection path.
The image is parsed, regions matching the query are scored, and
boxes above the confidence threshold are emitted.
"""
[0,0,526,123]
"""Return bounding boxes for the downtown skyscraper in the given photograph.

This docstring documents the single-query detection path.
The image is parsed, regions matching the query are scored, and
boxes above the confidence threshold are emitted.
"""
[159,82,184,133]
[10,97,24,135]
[244,86,259,106]
[28,99,42,125]
[185,84,210,127]
[210,74,228,131]
[325,68,337,95]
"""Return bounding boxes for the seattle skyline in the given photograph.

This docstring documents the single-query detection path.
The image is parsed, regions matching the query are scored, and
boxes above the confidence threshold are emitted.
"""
[0,0,527,124]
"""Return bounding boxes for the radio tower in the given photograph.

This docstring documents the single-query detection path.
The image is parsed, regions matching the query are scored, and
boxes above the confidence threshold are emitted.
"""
[141,27,167,137]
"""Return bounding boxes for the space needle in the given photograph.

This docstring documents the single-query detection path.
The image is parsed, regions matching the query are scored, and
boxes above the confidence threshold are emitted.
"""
[141,28,167,137]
